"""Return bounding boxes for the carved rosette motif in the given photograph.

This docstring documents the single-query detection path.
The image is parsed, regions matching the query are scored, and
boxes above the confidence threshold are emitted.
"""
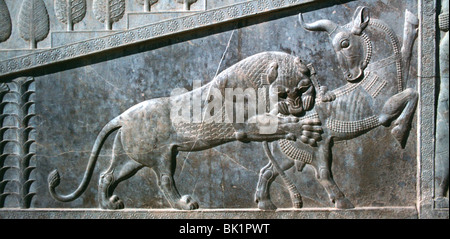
[212,10,225,22]
[167,20,179,32]
[227,6,240,18]
[197,13,210,25]
[242,2,255,15]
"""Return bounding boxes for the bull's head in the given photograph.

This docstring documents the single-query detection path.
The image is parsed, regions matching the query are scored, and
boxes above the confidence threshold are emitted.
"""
[299,6,371,82]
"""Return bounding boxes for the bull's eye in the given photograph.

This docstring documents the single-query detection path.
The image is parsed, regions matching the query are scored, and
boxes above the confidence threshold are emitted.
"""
[340,39,350,48]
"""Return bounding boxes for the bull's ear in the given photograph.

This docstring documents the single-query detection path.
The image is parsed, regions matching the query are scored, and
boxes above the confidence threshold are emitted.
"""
[352,6,370,35]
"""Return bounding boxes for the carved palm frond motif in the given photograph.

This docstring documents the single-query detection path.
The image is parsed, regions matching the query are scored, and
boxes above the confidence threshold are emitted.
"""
[137,0,158,12]
[18,0,50,49]
[54,0,87,31]
[93,0,126,30]
[0,0,12,43]
[0,78,36,208]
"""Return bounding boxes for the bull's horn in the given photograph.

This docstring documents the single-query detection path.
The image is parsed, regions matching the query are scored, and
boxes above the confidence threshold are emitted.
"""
[299,13,338,35]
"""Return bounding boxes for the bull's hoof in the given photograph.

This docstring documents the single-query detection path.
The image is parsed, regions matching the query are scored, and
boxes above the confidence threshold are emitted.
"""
[176,195,199,210]
[335,198,355,209]
[391,124,410,148]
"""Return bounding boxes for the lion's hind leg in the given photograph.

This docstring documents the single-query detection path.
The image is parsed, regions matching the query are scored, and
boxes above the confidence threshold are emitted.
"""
[99,130,144,209]
[152,146,199,210]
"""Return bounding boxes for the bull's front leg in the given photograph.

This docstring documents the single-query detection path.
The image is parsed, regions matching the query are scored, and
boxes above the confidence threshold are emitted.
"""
[379,88,418,148]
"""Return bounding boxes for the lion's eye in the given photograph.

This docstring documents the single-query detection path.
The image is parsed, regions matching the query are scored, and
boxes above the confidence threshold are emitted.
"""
[340,39,350,48]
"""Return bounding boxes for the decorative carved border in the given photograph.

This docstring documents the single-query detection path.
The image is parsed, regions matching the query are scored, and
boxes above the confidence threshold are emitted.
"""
[418,0,449,218]
[0,0,314,78]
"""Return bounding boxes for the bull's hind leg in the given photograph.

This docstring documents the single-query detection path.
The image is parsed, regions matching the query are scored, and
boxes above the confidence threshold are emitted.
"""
[312,137,354,209]
[255,162,278,210]
[379,88,418,148]
[99,131,145,209]
[152,146,199,210]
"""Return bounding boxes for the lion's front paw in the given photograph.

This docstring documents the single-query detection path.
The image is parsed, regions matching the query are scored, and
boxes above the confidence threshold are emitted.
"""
[176,195,199,210]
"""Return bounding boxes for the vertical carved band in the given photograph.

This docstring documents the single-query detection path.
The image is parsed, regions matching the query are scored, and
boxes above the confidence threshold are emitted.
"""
[0,77,36,208]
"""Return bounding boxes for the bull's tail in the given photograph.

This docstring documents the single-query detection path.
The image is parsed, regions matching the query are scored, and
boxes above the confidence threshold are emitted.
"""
[48,116,122,202]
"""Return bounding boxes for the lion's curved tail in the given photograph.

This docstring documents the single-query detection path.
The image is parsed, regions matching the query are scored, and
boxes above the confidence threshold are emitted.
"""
[47,116,122,202]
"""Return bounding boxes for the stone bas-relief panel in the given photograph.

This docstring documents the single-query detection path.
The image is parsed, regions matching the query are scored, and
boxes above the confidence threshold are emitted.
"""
[0,0,447,219]
[39,0,417,210]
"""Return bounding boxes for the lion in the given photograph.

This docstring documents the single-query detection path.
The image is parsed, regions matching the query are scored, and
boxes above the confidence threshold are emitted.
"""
[47,51,323,209]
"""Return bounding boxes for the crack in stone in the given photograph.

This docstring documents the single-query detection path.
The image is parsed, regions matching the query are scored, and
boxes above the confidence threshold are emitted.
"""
[212,147,258,175]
